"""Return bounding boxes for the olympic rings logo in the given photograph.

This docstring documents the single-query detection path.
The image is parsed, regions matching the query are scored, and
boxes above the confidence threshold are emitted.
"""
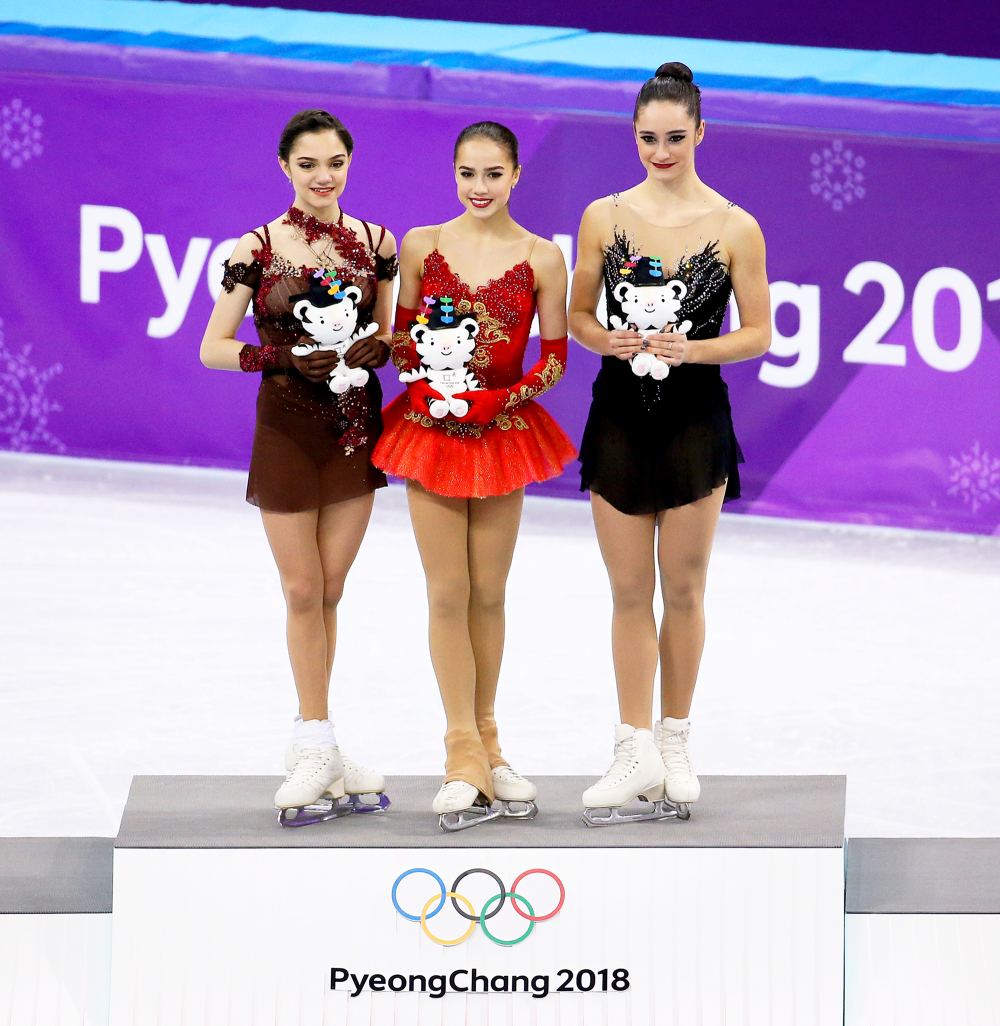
[391,867,565,947]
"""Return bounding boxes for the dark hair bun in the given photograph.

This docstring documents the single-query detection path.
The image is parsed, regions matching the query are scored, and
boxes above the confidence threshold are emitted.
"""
[655,61,694,83]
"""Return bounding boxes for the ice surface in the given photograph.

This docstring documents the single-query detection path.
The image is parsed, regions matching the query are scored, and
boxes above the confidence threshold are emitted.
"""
[1,452,997,838]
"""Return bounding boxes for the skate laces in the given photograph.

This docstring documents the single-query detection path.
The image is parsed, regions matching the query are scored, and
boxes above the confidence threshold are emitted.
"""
[287,746,337,783]
[660,729,693,776]
[601,736,640,786]
[493,766,525,784]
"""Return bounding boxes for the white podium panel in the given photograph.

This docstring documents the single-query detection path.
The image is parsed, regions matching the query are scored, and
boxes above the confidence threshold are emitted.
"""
[0,914,111,1026]
[845,838,1000,1026]
[112,846,842,1026]
[846,914,1000,1026]
[0,838,113,1026]
[110,775,845,1026]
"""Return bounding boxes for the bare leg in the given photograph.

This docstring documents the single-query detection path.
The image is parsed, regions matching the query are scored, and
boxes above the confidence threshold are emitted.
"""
[467,489,525,768]
[406,482,492,801]
[260,508,327,721]
[590,493,658,730]
[316,492,376,691]
[656,484,726,718]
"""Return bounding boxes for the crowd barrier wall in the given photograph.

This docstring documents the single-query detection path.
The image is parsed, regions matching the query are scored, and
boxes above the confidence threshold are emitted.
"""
[1,3,998,534]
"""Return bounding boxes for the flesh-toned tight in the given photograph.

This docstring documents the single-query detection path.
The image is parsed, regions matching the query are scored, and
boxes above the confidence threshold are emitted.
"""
[407,482,525,803]
[261,493,375,722]
[590,484,726,729]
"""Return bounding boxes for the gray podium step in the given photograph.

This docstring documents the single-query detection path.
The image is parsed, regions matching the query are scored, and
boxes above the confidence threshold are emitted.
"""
[115,774,846,849]
[847,837,1000,913]
[0,837,113,913]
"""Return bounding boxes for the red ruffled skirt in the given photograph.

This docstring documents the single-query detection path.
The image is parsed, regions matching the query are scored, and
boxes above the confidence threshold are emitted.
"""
[373,393,576,498]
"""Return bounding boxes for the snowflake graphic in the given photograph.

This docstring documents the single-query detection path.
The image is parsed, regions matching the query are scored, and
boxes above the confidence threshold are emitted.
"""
[810,139,865,212]
[0,318,65,453]
[1,98,44,169]
[947,442,1000,515]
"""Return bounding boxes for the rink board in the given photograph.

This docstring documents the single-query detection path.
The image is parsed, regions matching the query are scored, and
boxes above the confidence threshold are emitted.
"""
[844,838,1000,1026]
[109,775,845,1026]
[0,838,113,1026]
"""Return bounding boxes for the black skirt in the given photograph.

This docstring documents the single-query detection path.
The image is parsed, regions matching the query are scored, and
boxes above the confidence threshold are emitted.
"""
[579,358,744,516]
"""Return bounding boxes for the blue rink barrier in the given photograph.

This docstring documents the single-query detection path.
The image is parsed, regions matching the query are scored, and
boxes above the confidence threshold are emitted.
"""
[5,0,1000,138]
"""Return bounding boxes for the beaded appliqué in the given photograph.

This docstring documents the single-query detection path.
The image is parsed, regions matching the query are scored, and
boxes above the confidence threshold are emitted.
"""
[376,252,399,282]
[503,352,564,409]
[221,259,261,294]
[424,250,533,330]
[603,229,732,410]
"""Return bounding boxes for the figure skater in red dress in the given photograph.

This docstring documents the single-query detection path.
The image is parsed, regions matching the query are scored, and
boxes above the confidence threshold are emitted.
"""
[373,121,575,831]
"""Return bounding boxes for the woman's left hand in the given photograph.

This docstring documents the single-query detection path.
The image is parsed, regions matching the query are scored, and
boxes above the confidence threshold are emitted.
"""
[641,329,693,367]
[344,337,391,369]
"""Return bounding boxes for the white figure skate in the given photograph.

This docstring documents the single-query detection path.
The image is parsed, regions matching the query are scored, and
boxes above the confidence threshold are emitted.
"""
[492,766,539,820]
[275,745,349,827]
[433,780,502,833]
[286,737,390,813]
[582,723,684,826]
[655,717,699,816]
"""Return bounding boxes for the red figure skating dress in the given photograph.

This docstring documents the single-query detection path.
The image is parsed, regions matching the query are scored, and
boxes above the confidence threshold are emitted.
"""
[222,210,396,512]
[373,236,575,497]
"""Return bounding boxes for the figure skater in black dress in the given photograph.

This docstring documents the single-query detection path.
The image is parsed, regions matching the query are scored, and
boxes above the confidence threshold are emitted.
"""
[569,64,771,825]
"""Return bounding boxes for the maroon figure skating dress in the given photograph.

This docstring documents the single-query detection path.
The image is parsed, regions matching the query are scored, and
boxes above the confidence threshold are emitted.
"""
[221,212,396,512]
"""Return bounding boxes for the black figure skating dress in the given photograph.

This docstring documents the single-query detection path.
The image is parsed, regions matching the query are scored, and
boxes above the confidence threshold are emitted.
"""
[221,209,397,512]
[579,194,744,514]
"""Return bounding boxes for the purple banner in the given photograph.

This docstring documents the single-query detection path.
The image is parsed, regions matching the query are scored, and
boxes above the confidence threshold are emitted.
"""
[1,60,998,534]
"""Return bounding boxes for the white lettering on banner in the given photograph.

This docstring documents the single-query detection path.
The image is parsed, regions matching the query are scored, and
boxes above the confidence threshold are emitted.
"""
[759,282,821,389]
[79,204,994,369]
[80,205,144,303]
[145,234,213,338]
[842,261,907,367]
[79,205,251,337]
[911,267,981,373]
[756,262,993,388]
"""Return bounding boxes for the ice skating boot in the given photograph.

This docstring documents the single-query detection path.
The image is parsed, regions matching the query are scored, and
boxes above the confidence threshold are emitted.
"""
[492,766,538,820]
[275,744,348,827]
[286,717,390,813]
[655,716,699,817]
[341,756,391,813]
[432,780,502,833]
[581,723,674,827]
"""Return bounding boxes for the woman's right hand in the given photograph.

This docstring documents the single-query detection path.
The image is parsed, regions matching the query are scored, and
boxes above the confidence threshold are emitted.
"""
[288,349,339,382]
[606,328,644,360]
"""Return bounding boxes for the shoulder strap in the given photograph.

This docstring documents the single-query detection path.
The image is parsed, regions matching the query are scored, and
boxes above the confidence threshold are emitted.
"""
[360,219,375,249]
[375,224,387,254]
[526,234,540,261]
[433,224,443,250]
[262,224,272,247]
[250,228,266,248]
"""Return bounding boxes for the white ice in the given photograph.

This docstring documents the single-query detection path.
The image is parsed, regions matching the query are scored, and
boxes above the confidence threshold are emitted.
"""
[1,451,998,839]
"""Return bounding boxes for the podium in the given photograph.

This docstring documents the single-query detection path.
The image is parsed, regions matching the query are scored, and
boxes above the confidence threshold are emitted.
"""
[0,837,112,1026]
[110,774,845,1025]
[846,838,1000,1026]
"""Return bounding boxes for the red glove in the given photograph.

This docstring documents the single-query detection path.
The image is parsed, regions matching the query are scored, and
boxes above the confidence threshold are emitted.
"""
[389,304,421,374]
[451,388,509,425]
[407,379,445,418]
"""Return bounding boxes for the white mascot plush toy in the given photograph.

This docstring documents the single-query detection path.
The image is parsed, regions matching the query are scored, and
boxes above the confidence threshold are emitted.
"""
[398,295,481,419]
[289,271,379,394]
[608,255,693,381]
